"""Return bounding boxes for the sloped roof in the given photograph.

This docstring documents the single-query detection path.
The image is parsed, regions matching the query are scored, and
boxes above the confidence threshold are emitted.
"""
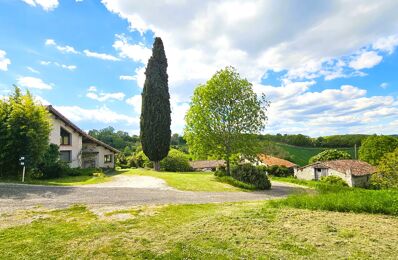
[304,160,376,176]
[46,105,120,153]
[258,154,297,168]
[190,160,225,169]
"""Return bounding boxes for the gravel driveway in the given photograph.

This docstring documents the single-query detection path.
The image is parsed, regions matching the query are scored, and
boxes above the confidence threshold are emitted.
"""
[0,178,303,212]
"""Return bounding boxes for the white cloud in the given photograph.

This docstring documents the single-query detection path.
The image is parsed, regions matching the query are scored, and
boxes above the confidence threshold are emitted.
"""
[55,105,138,125]
[119,75,135,81]
[349,51,383,70]
[22,0,59,11]
[380,82,389,89]
[27,66,40,74]
[45,39,79,54]
[133,66,146,88]
[113,34,151,63]
[17,76,53,90]
[100,1,398,135]
[83,49,120,61]
[39,60,76,70]
[126,95,141,113]
[373,35,398,54]
[0,50,11,71]
[86,86,125,102]
[103,1,398,88]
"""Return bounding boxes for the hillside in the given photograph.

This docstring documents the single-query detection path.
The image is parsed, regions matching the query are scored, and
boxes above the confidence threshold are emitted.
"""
[276,143,356,166]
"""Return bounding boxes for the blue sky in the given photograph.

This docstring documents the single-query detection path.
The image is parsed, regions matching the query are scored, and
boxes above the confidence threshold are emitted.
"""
[0,0,398,137]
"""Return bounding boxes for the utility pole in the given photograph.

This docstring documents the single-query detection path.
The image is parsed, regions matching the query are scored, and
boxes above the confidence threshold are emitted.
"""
[354,144,357,159]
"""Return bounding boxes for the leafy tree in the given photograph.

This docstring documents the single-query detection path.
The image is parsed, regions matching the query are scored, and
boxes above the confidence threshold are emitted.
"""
[359,135,398,166]
[371,148,398,189]
[309,149,351,164]
[0,87,51,178]
[88,126,139,153]
[140,37,171,171]
[184,66,269,175]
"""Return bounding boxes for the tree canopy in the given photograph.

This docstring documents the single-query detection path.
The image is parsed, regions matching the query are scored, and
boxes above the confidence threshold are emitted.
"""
[0,87,51,178]
[371,148,398,189]
[309,149,351,164]
[140,37,171,171]
[184,66,269,174]
[359,135,398,166]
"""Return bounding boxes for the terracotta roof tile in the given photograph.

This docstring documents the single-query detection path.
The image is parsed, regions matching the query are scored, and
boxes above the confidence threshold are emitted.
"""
[190,160,225,169]
[258,154,297,168]
[310,160,376,176]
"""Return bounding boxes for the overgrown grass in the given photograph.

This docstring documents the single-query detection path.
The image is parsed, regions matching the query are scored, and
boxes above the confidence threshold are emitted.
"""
[1,202,398,258]
[271,185,398,216]
[124,168,245,192]
[215,176,256,190]
[270,176,319,188]
[276,143,355,166]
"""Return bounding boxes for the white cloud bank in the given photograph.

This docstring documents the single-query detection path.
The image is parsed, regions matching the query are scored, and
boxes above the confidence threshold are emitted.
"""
[45,39,79,54]
[102,0,398,135]
[83,50,120,61]
[17,76,53,90]
[0,50,11,71]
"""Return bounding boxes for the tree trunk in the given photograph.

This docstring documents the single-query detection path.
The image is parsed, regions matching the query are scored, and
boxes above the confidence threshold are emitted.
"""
[153,161,161,171]
[226,158,230,176]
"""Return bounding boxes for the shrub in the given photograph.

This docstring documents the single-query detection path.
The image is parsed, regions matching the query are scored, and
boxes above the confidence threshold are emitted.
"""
[370,148,398,190]
[266,165,293,177]
[309,149,351,164]
[359,135,398,166]
[230,164,271,190]
[34,144,70,179]
[116,153,129,168]
[320,176,348,187]
[215,176,256,190]
[160,149,193,172]
[128,156,138,168]
[135,151,153,168]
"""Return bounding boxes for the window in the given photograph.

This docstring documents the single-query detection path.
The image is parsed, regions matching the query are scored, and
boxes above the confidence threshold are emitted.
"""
[60,151,71,162]
[60,127,71,145]
[104,154,113,163]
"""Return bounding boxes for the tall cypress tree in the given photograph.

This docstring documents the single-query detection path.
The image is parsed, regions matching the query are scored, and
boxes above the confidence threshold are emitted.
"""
[140,37,171,171]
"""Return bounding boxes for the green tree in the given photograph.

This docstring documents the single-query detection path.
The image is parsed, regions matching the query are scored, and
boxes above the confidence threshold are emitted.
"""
[371,148,398,189]
[0,87,51,178]
[140,37,171,171]
[184,66,269,175]
[309,149,351,164]
[359,135,398,166]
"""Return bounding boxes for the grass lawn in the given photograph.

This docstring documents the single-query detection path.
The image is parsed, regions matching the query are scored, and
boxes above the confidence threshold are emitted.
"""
[276,143,355,166]
[1,202,398,259]
[123,168,246,192]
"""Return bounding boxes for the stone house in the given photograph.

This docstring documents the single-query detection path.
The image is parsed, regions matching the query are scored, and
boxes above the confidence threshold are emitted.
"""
[47,105,119,168]
[295,160,376,187]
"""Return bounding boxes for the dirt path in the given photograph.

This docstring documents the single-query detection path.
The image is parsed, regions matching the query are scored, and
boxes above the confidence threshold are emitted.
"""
[88,175,172,190]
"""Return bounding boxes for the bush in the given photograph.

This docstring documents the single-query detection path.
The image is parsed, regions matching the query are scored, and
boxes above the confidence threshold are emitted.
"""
[266,165,293,177]
[230,163,271,190]
[160,149,193,172]
[215,176,256,190]
[135,151,153,168]
[320,176,349,187]
[370,148,398,190]
[33,144,70,179]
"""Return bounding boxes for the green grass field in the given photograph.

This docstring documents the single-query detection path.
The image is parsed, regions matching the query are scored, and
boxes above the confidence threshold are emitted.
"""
[276,143,356,166]
[123,168,246,192]
[1,202,398,259]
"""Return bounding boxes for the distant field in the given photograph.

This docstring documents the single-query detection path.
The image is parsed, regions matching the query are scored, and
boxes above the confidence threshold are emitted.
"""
[276,143,356,166]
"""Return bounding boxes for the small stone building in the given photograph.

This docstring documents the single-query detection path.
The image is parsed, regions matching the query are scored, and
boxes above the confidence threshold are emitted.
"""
[295,160,376,187]
[257,154,297,169]
[190,160,225,171]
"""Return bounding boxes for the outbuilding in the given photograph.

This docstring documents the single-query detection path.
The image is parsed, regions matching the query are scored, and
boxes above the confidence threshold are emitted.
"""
[295,160,376,187]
